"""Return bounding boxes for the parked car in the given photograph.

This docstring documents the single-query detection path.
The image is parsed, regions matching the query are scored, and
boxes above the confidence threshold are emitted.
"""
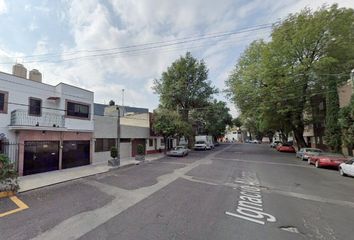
[167,146,189,157]
[250,139,261,144]
[296,148,323,160]
[308,152,348,168]
[277,144,296,153]
[339,159,354,176]
[270,141,281,148]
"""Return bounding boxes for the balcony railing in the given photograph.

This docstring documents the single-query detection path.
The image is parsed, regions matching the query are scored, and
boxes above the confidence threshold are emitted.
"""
[10,109,65,128]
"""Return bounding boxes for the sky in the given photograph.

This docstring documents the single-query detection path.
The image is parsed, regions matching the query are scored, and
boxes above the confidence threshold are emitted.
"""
[0,0,353,117]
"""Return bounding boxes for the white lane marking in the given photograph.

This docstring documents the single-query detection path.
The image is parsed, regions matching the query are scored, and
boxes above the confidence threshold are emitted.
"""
[30,145,234,240]
[225,211,265,225]
[226,171,276,225]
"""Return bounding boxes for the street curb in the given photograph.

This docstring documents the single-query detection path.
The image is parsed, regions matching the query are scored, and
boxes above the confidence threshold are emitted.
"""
[0,191,15,199]
[18,155,165,193]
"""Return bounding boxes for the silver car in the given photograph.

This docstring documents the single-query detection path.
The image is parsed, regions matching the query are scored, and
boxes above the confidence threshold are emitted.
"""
[167,146,189,157]
[296,148,322,160]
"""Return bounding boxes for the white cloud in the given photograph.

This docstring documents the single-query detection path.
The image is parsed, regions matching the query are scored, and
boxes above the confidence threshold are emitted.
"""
[0,0,7,15]
[1,0,353,113]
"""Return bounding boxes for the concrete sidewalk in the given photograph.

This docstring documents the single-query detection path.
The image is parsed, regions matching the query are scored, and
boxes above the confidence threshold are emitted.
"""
[18,153,165,193]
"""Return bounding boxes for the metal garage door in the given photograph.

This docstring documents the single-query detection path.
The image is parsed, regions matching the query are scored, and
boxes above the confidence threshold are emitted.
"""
[23,141,59,175]
[62,141,90,169]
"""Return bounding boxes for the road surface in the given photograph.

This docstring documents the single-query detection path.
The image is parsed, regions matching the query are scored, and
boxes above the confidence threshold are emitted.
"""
[1,143,354,240]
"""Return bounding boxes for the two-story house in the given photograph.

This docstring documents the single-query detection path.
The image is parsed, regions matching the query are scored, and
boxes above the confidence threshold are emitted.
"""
[93,104,165,164]
[0,64,94,176]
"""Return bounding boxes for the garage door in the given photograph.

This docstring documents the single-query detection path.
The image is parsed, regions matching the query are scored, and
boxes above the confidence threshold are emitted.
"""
[24,141,59,175]
[62,141,90,169]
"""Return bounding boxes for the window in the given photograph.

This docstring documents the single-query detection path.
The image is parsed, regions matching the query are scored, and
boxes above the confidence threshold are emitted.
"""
[29,98,42,116]
[95,138,116,152]
[0,91,8,114]
[66,101,90,119]
[120,138,131,143]
[149,139,153,147]
[160,138,165,146]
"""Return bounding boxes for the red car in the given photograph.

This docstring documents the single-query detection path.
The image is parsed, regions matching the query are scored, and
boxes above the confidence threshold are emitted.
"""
[308,152,348,168]
[277,144,296,153]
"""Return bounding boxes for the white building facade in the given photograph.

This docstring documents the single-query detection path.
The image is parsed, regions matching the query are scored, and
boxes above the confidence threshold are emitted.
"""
[0,65,94,176]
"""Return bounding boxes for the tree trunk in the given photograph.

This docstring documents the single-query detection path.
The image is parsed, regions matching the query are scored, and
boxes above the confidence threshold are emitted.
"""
[293,127,307,150]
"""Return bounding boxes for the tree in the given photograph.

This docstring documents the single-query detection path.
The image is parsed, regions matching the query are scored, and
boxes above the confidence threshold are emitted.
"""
[153,52,217,122]
[227,5,354,149]
[191,100,233,140]
[324,75,342,152]
[232,117,242,128]
[339,97,354,156]
[152,108,191,154]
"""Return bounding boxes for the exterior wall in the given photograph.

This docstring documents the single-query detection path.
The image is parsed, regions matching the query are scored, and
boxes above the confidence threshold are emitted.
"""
[121,125,149,139]
[94,115,117,138]
[338,80,353,108]
[0,71,94,174]
[93,107,151,162]
[146,137,164,154]
[17,130,93,176]
[0,71,94,143]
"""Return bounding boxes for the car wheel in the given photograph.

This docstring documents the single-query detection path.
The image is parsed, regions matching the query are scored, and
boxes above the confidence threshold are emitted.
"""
[315,161,320,168]
[339,168,346,176]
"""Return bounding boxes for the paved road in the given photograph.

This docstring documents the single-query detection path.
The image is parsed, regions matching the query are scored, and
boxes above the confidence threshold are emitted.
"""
[1,143,354,240]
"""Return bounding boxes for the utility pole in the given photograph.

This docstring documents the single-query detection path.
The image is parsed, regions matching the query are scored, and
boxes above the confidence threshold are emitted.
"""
[116,106,121,161]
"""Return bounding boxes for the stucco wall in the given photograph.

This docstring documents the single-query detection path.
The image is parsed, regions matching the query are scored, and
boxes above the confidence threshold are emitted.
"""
[0,71,94,143]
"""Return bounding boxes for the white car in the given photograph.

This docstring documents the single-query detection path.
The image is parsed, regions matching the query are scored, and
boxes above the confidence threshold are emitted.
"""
[296,148,322,160]
[167,146,189,157]
[339,159,354,177]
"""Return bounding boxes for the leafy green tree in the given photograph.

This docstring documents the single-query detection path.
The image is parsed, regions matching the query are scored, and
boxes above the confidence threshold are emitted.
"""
[153,52,217,122]
[192,100,233,140]
[227,5,354,149]
[232,117,242,128]
[339,97,354,156]
[152,108,191,153]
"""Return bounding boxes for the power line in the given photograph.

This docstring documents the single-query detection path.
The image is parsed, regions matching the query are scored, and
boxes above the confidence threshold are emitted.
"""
[5,23,276,61]
[0,24,274,64]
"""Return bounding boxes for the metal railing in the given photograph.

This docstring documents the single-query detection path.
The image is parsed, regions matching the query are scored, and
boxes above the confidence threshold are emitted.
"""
[10,109,65,128]
[0,141,19,171]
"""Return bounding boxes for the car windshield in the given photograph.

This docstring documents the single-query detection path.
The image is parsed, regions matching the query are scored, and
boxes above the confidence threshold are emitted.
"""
[196,141,205,144]
[175,146,184,150]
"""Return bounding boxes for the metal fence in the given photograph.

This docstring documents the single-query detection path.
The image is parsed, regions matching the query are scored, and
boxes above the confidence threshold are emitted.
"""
[0,141,19,170]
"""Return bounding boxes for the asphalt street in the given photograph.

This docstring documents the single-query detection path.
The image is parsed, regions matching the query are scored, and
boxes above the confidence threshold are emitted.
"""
[1,143,354,240]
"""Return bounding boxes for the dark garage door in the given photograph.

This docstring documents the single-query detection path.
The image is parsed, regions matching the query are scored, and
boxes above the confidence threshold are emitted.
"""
[24,141,59,175]
[62,141,90,169]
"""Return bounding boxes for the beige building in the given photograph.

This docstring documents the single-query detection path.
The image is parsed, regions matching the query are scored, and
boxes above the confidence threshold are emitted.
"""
[338,80,353,108]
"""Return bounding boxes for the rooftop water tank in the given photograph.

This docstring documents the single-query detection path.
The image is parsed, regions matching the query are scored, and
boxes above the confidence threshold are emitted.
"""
[29,69,42,82]
[12,63,27,78]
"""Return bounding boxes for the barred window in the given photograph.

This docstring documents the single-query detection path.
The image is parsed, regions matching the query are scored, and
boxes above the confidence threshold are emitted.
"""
[95,138,116,152]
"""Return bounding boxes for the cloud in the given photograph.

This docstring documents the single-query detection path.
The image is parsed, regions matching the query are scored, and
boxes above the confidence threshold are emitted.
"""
[1,0,353,114]
[0,0,7,15]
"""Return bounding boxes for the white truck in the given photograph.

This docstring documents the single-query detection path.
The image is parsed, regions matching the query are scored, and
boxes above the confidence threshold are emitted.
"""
[194,135,214,150]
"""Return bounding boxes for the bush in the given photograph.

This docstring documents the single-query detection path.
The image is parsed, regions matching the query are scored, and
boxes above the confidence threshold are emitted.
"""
[110,146,118,159]
[0,154,19,192]
[137,144,145,155]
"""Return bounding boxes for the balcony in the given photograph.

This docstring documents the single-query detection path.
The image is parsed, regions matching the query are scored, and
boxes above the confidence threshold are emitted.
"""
[9,109,66,131]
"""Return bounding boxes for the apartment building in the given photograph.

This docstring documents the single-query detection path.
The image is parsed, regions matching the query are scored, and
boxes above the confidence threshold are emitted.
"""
[0,64,94,176]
